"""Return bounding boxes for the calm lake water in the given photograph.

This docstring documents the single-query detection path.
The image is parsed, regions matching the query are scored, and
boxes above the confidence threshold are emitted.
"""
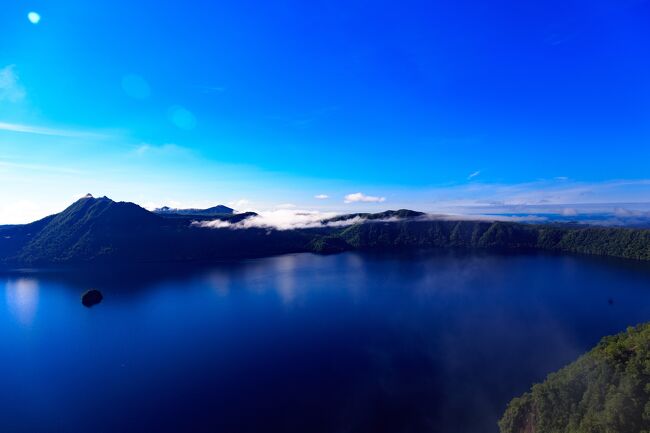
[2,251,650,433]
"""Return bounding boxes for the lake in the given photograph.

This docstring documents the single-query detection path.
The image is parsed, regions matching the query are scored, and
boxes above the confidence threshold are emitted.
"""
[2,251,650,433]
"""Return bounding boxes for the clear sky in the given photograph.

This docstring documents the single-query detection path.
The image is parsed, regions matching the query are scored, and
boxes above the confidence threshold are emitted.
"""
[1,0,650,223]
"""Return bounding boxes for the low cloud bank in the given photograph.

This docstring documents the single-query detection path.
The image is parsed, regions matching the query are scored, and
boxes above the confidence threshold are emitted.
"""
[192,209,553,231]
[193,209,341,231]
[193,209,423,231]
[191,201,650,232]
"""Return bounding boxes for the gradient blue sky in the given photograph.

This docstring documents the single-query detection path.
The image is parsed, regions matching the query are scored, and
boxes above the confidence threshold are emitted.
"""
[1,0,650,223]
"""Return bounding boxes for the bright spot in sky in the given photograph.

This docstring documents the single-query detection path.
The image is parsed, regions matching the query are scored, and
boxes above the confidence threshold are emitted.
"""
[168,105,197,130]
[27,12,41,24]
[121,74,151,99]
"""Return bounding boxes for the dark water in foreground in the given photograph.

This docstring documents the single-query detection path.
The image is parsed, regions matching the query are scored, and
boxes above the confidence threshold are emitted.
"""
[2,251,650,433]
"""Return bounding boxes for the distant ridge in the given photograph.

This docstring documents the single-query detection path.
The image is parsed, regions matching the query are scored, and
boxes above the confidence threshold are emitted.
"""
[154,205,234,217]
[324,209,425,223]
[1,195,650,266]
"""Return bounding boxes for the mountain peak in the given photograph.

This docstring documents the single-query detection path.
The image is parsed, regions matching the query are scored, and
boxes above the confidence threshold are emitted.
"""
[82,193,94,199]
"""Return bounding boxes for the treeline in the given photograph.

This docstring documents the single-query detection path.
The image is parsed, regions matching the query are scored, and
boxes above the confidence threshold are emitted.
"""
[309,220,650,261]
[499,323,650,433]
[2,196,650,266]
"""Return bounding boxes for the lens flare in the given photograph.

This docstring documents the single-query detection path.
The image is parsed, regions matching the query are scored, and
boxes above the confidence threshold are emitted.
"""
[168,105,197,130]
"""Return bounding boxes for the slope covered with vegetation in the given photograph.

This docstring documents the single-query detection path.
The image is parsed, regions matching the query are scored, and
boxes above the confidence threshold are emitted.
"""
[311,220,650,261]
[0,196,312,265]
[499,323,650,433]
[1,196,650,266]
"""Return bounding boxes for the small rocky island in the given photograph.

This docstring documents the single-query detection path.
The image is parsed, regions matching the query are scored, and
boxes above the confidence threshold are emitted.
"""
[81,289,103,307]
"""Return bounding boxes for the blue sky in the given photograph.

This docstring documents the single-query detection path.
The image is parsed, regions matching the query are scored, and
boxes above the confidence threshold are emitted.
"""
[1,0,650,223]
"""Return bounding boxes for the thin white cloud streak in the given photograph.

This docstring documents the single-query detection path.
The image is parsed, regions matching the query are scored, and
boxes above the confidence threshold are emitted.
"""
[0,122,106,138]
[314,194,329,199]
[468,170,480,180]
[344,192,386,203]
[0,160,86,175]
[425,179,650,211]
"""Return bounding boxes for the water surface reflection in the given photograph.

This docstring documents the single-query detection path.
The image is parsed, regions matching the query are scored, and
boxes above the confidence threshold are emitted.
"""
[1,251,650,433]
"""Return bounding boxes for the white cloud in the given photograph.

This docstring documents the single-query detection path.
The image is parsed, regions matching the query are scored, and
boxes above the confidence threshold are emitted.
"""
[0,65,26,103]
[314,194,329,199]
[193,209,402,231]
[468,170,481,180]
[227,199,252,211]
[197,219,232,229]
[195,209,339,230]
[235,210,339,230]
[192,208,547,231]
[344,192,386,204]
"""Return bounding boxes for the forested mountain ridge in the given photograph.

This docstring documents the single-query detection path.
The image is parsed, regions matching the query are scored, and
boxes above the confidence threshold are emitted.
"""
[1,195,650,267]
[313,219,650,260]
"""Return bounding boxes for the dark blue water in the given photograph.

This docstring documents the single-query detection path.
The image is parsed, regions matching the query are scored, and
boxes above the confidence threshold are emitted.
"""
[2,251,650,433]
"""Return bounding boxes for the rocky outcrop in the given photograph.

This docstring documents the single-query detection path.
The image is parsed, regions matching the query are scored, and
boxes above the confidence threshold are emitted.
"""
[81,289,103,307]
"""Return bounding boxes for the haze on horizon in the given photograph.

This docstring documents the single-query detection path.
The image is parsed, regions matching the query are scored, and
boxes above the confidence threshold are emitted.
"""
[1,0,650,224]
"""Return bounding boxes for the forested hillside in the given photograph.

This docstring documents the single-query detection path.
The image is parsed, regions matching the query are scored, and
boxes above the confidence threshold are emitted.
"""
[2,196,650,266]
[499,323,650,433]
